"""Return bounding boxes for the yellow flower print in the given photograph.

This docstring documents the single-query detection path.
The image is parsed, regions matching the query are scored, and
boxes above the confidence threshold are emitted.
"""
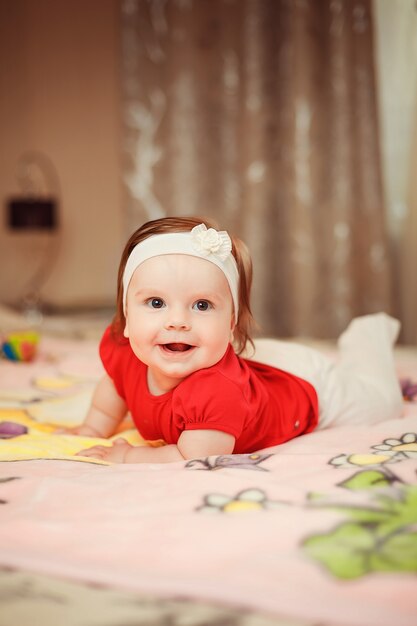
[197,488,285,514]
[329,452,402,469]
[372,433,417,459]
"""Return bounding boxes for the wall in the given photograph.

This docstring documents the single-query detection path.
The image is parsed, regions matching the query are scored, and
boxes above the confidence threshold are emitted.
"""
[0,0,124,309]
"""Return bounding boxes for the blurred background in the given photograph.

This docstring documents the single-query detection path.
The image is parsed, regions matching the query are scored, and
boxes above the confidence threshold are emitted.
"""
[0,0,416,343]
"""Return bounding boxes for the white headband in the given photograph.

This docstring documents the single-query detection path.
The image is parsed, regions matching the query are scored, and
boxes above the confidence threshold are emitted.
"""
[122,224,239,321]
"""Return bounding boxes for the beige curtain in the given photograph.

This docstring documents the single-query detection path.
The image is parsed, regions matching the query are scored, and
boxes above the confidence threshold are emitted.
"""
[121,0,393,339]
[373,0,417,345]
[402,109,417,345]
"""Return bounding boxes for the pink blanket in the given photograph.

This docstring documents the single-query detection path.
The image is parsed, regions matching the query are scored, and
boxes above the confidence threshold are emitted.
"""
[0,335,416,626]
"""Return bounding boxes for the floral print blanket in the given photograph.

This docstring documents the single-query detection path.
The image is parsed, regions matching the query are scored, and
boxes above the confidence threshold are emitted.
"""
[0,335,416,626]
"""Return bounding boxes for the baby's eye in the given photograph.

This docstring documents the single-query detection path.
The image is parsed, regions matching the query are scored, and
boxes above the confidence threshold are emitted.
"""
[193,300,212,312]
[146,298,165,309]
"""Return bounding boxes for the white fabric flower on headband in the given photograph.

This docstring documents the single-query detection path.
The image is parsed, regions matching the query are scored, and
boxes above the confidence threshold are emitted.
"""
[191,224,232,261]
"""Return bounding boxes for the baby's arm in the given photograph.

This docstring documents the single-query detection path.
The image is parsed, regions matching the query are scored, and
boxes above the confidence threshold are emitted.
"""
[78,429,235,463]
[62,374,127,437]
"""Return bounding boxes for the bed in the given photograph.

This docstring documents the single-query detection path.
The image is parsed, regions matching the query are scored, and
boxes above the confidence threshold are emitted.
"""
[0,311,416,626]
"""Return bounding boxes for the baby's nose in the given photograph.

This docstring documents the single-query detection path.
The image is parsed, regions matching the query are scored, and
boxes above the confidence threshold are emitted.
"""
[164,309,191,330]
[165,319,190,330]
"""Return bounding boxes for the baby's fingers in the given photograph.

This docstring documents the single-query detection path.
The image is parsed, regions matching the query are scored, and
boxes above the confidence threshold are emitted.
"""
[76,445,108,458]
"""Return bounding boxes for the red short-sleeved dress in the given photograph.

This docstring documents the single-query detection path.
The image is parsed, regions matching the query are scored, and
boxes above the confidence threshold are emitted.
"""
[100,326,319,454]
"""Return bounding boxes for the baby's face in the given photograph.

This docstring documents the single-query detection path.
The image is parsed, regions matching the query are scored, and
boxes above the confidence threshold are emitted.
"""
[124,254,235,395]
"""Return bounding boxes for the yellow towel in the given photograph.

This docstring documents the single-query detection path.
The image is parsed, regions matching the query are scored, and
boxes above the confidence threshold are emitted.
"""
[0,409,163,464]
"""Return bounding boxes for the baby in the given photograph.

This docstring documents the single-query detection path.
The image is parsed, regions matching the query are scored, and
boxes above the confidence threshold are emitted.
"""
[67,216,403,463]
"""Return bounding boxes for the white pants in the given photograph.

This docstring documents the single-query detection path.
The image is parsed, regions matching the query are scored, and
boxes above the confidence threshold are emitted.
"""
[246,313,404,429]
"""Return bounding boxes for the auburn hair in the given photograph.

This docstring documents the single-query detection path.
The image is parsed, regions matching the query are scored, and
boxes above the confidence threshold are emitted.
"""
[112,216,255,354]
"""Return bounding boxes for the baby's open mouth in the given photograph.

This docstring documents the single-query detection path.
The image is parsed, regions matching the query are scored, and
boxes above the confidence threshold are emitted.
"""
[162,343,193,352]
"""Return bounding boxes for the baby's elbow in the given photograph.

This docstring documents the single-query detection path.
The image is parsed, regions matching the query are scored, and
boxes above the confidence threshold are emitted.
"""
[177,429,235,459]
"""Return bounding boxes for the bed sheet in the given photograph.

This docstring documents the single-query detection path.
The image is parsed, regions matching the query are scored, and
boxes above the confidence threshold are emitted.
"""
[0,333,416,626]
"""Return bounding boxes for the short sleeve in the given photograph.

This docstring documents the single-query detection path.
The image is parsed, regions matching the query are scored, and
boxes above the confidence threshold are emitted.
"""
[172,370,250,439]
[99,325,129,400]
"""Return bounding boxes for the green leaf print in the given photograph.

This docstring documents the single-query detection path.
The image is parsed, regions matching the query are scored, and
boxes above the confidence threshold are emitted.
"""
[339,469,394,491]
[303,481,417,578]
[303,522,375,579]
[370,532,417,573]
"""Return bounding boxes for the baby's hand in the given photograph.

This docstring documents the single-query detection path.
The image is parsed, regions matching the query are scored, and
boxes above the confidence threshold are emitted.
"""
[55,424,103,437]
[76,437,133,463]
